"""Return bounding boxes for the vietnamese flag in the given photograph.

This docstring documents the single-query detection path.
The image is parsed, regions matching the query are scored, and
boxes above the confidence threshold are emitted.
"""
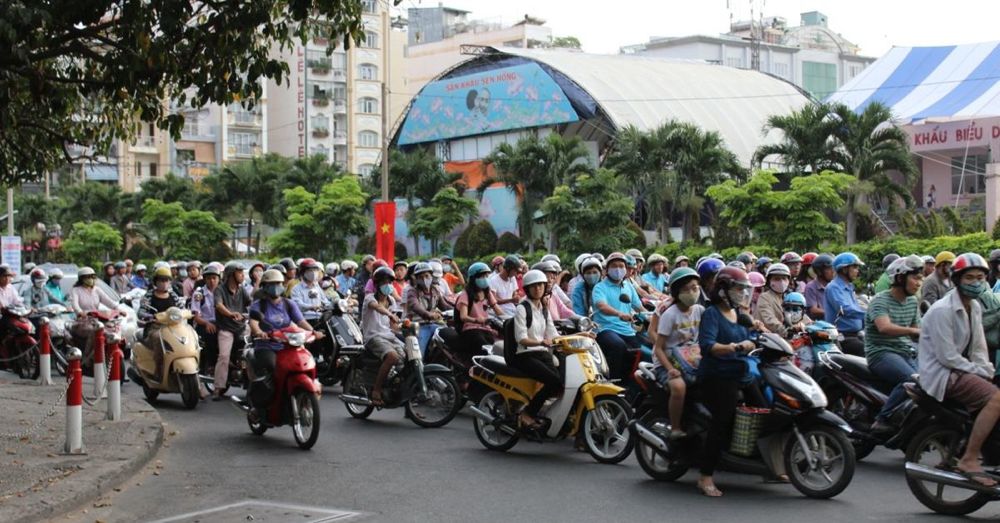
[374,201,396,266]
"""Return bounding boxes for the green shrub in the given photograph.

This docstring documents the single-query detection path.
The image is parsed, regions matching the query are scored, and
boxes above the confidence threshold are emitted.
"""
[454,221,498,258]
[496,231,523,253]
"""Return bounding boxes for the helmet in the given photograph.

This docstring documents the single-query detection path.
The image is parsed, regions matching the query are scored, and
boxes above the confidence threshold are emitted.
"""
[77,267,96,278]
[299,258,320,271]
[591,253,606,264]
[268,263,287,275]
[625,248,644,263]
[647,253,668,266]
[736,252,754,266]
[951,253,988,279]
[372,259,389,270]
[708,252,724,260]
[714,267,751,292]
[756,256,772,270]
[468,262,491,280]
[674,255,690,265]
[531,261,560,274]
[224,261,245,273]
[801,252,818,266]
[491,255,505,268]
[882,253,901,270]
[202,264,221,277]
[135,264,147,273]
[49,268,64,279]
[261,269,284,284]
[502,255,521,271]
[325,262,340,276]
[393,260,408,269]
[783,292,807,308]
[541,254,561,265]
[833,252,864,272]
[748,271,766,288]
[624,255,637,268]
[361,254,376,265]
[780,251,803,264]
[30,268,46,281]
[373,266,395,284]
[922,255,935,265]
[887,254,925,284]
[935,251,956,265]
[23,262,36,274]
[522,269,547,288]
[811,254,835,272]
[429,261,444,278]
[574,253,592,273]
[668,267,699,296]
[990,249,1000,263]
[153,267,172,280]
[581,257,603,273]
[341,260,358,271]
[727,260,747,271]
[186,260,202,270]
[279,257,297,271]
[605,252,627,266]
[696,258,724,280]
[114,261,126,270]
[766,263,791,278]
[413,262,433,277]
[153,261,169,271]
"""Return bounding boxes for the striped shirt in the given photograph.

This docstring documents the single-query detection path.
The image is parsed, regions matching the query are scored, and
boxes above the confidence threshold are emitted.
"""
[864,290,920,362]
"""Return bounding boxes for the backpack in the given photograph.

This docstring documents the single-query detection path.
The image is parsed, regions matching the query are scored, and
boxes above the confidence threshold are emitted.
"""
[502,299,548,363]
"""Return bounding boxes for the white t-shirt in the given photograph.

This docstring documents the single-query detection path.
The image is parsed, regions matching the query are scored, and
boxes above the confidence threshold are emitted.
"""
[488,272,518,317]
[654,304,704,371]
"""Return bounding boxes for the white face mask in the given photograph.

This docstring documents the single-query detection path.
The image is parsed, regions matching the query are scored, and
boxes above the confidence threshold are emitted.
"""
[770,280,788,294]
[420,276,433,288]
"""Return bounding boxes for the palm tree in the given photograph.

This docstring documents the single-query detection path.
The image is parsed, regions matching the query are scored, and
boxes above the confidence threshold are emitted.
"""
[481,133,591,252]
[607,122,681,244]
[203,154,291,252]
[752,102,842,174]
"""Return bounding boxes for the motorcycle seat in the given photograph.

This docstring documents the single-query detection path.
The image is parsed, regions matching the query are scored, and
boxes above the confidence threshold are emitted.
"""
[478,355,530,378]
[828,353,876,382]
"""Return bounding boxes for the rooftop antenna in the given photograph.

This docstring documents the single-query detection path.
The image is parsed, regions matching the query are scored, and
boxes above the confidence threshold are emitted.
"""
[749,0,762,70]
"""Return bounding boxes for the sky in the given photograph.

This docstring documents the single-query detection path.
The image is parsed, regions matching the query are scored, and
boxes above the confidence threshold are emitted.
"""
[398,0,1000,57]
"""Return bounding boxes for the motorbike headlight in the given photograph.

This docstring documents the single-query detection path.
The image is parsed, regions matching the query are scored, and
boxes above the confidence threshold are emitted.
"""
[168,309,183,324]
[286,332,307,347]
[778,370,827,408]
[577,317,593,332]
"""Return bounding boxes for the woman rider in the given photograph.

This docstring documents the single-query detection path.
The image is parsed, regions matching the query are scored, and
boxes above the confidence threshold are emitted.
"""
[570,256,603,316]
[69,266,120,366]
[697,266,767,497]
[140,267,185,376]
[405,262,453,356]
[455,262,504,356]
[508,270,561,430]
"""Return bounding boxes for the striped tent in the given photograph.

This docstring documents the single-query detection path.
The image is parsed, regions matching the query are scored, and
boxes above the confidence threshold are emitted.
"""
[827,41,1000,123]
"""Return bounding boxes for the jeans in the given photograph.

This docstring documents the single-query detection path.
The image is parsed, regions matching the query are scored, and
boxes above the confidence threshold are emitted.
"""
[868,351,918,421]
[596,330,648,382]
[418,323,438,357]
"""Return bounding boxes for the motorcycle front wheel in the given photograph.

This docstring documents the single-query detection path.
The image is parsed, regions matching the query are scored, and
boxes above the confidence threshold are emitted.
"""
[406,372,461,428]
[179,373,200,409]
[905,424,990,515]
[785,425,856,499]
[17,345,40,380]
[581,395,635,464]
[291,391,321,450]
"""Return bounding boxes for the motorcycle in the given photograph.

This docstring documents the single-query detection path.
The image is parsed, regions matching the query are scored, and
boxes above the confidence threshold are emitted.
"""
[0,305,40,379]
[903,382,1000,515]
[128,307,202,409]
[231,319,323,450]
[629,332,857,499]
[32,304,74,375]
[468,333,636,464]
[423,310,497,406]
[313,298,365,387]
[198,321,249,396]
[340,321,462,428]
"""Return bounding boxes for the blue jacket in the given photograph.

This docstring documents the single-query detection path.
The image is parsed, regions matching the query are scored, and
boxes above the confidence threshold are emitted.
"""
[824,276,866,333]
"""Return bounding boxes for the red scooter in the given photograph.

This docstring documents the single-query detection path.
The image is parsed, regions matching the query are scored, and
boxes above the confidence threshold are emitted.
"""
[232,321,322,450]
[0,305,39,379]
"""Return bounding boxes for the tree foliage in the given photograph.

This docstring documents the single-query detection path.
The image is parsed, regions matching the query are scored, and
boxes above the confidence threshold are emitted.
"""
[540,169,635,254]
[551,36,582,49]
[706,170,854,250]
[409,187,478,255]
[269,175,369,259]
[454,221,499,259]
[62,221,123,266]
[140,199,232,259]
[0,0,377,185]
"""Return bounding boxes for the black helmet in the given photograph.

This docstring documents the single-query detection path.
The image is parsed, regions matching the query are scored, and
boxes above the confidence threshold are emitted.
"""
[882,253,900,270]
[268,263,287,275]
[990,249,1000,264]
[373,266,395,284]
[811,253,835,272]
[279,257,297,271]
[502,255,520,271]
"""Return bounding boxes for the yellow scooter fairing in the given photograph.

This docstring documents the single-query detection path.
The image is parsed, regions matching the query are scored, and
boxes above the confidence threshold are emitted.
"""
[155,307,194,325]
[569,382,626,435]
[171,357,199,375]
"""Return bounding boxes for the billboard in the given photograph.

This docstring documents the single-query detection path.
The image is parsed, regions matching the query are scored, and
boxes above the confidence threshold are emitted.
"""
[398,63,579,145]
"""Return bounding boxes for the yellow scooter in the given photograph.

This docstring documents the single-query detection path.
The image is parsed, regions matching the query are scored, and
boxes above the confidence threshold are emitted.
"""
[128,307,202,409]
[468,334,635,463]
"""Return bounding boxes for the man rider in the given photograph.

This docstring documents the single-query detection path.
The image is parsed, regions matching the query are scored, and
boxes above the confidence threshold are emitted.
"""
[212,262,250,400]
[489,255,522,317]
[865,255,923,435]
[290,258,331,328]
[46,268,67,304]
[873,253,900,294]
[921,251,955,306]
[110,261,132,295]
[779,252,805,293]
[0,264,24,309]
[191,263,221,378]
[131,264,148,290]
[642,254,670,295]
[592,252,648,381]
[922,255,936,278]
[337,260,358,296]
[362,267,404,406]
[824,252,866,356]
[405,262,453,355]
[804,254,835,321]
[919,253,1000,487]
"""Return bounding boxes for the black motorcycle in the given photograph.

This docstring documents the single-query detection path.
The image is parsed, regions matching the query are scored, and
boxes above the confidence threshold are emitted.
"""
[340,321,462,428]
[629,332,857,499]
[424,310,500,407]
[310,298,365,387]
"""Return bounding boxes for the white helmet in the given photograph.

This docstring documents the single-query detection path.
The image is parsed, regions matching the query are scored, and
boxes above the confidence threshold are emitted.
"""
[522,269,548,288]
[341,260,358,271]
[574,253,592,273]
[325,262,340,276]
[887,254,925,279]
[541,254,561,265]
[429,261,444,278]
[766,263,791,278]
[134,263,147,272]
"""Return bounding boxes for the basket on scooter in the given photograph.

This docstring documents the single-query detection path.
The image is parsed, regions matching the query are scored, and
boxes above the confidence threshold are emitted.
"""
[730,406,770,457]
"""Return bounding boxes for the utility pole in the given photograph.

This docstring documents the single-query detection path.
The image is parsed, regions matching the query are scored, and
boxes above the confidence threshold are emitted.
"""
[380,7,390,202]
[6,188,12,236]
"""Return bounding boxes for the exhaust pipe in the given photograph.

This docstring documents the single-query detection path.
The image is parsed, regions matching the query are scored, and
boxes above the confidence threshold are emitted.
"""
[340,394,373,407]
[905,462,1000,495]
[628,420,669,452]
[469,406,517,436]
[229,395,250,413]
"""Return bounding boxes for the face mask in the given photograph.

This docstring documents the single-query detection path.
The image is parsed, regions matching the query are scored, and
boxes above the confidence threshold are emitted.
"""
[379,283,394,296]
[320,280,332,290]
[608,268,626,282]
[784,309,804,325]
[726,287,751,309]
[584,273,600,286]
[420,276,433,289]
[33,280,44,288]
[83,277,96,288]
[475,277,490,290]
[678,290,699,307]
[179,269,188,279]
[302,270,316,283]
[264,283,284,298]
[959,281,987,298]
[770,280,788,294]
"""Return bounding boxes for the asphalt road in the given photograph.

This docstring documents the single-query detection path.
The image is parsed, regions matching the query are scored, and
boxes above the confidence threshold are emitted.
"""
[58,385,1000,523]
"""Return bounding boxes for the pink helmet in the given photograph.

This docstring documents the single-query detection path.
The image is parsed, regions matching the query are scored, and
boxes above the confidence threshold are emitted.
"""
[747,271,766,288]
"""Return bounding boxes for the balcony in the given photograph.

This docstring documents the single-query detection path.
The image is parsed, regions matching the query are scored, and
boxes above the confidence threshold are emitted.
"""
[332,131,347,145]
[311,93,331,107]
[332,68,347,81]
[228,110,263,128]
[333,99,347,114]
[227,144,262,159]
[311,127,330,138]
[132,135,156,151]
[307,58,331,75]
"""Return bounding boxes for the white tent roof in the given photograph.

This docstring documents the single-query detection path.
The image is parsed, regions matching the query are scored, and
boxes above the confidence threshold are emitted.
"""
[496,48,812,165]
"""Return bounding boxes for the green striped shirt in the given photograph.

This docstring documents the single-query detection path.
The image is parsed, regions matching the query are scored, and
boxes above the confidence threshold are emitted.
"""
[864,290,920,362]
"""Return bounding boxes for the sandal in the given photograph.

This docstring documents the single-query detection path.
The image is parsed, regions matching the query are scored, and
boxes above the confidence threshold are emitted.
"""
[518,414,543,430]
[371,393,385,408]
[697,482,723,497]
[954,468,998,487]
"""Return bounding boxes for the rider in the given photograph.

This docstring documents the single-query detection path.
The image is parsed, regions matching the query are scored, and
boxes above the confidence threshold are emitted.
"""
[921,251,955,306]
[674,255,691,269]
[567,253,592,297]
[140,267,185,378]
[131,264,148,290]
[779,252,805,293]
[290,258,331,328]
[489,255,523,318]
[696,258,725,307]
[804,254,835,321]
[0,264,23,309]
[46,268,67,304]
[322,262,341,299]
[392,261,409,297]
[361,266,404,406]
[532,261,578,321]
[110,261,132,295]
[990,249,1000,291]
[592,252,648,382]
[919,253,1000,487]
[754,263,800,337]
[541,254,573,308]
[824,252,867,357]
[212,262,251,400]
[865,255,923,435]
[697,266,766,497]
[278,258,299,298]
[747,271,765,314]
[873,253,900,294]
[455,262,503,356]
[508,269,561,430]
[922,255,936,278]
[182,261,202,300]
[571,256,603,316]
[755,256,772,275]
[191,263,221,374]
[782,292,810,334]
[799,252,817,286]
[22,268,61,309]
[652,267,703,441]
[642,254,670,295]
[337,260,358,296]
[405,262,453,356]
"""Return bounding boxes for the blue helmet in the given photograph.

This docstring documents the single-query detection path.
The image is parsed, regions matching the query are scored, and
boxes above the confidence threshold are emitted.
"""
[833,252,864,272]
[783,292,807,308]
[696,258,725,280]
[467,262,490,280]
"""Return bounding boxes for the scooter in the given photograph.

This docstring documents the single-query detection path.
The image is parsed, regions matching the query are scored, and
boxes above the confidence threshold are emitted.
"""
[33,304,73,375]
[423,310,495,406]
[340,321,462,428]
[900,382,1000,515]
[128,307,202,409]
[313,298,364,387]
[0,305,39,379]
[468,333,636,464]
[231,321,322,450]
[629,332,857,499]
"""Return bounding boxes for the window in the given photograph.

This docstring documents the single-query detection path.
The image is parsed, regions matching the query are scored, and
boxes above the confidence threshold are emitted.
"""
[358,163,376,176]
[358,130,379,148]
[951,154,989,195]
[311,115,330,132]
[361,0,377,13]
[802,61,838,99]
[848,64,864,80]
[359,96,379,114]
[229,132,257,156]
[724,56,745,69]
[307,81,334,99]
[149,163,157,179]
[310,145,330,158]
[771,62,789,79]
[306,50,331,70]
[361,30,378,49]
[182,112,202,137]
[359,63,378,81]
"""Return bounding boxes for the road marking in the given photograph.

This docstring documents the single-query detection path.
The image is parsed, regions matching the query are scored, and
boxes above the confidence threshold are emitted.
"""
[148,499,365,522]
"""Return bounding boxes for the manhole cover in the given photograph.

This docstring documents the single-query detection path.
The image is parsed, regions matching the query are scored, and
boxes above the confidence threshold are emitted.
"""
[149,500,365,523]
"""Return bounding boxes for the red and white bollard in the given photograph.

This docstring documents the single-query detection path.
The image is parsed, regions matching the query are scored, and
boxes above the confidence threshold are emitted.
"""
[93,327,106,399]
[106,341,122,421]
[65,347,84,454]
[38,319,53,386]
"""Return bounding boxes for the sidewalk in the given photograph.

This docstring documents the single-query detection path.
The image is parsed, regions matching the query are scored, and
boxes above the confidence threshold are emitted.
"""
[0,375,164,523]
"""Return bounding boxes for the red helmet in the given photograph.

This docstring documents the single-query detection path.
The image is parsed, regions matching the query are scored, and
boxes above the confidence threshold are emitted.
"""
[801,252,818,266]
[372,259,388,270]
[780,251,803,264]
[714,266,751,291]
[298,258,320,271]
[951,253,988,278]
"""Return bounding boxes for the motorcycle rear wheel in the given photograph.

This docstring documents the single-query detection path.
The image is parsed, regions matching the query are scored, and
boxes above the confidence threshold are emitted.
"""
[179,373,200,409]
[247,410,267,435]
[581,395,635,464]
[904,424,990,515]
[291,391,321,450]
[17,346,40,380]
[825,386,876,461]
[473,392,518,451]
[406,372,461,428]
[344,399,375,419]
[634,413,689,481]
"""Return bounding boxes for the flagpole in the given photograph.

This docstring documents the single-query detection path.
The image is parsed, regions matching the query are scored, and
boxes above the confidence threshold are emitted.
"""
[380,7,389,203]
